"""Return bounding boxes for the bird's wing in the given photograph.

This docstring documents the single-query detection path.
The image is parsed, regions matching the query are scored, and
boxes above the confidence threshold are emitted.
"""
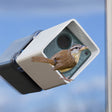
[52,50,76,71]
[51,50,69,60]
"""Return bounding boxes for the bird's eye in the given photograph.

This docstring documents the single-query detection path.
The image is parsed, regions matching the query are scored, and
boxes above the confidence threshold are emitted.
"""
[75,47,78,49]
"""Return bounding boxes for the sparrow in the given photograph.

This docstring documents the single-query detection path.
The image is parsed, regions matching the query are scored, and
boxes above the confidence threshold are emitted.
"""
[32,44,88,81]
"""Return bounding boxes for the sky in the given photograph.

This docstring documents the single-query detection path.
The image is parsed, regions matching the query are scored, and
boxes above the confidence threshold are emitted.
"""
[0,0,104,16]
[0,0,105,112]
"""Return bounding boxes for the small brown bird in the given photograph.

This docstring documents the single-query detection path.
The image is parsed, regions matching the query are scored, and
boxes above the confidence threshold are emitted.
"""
[32,44,88,81]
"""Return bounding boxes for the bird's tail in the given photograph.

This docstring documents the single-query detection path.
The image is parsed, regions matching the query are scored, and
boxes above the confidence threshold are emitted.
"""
[32,56,55,65]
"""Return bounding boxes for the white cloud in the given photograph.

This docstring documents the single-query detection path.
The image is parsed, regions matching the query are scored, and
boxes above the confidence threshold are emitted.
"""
[0,74,105,112]
[70,75,105,94]
[0,0,105,16]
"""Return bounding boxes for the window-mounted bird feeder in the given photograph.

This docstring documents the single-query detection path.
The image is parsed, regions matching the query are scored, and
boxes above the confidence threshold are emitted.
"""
[0,19,99,94]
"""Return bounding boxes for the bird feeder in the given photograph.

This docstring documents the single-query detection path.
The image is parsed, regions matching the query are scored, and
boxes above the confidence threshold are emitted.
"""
[0,19,99,94]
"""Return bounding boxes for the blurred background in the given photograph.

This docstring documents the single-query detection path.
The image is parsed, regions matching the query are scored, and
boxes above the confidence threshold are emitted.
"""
[0,0,105,112]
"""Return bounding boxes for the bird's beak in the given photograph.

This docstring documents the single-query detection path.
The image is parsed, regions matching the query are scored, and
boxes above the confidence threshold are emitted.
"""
[80,45,88,51]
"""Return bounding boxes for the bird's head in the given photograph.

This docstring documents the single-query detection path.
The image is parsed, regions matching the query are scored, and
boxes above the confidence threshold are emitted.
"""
[70,44,88,54]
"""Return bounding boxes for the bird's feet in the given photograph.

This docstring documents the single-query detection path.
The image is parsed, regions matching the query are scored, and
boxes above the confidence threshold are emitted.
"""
[60,74,73,82]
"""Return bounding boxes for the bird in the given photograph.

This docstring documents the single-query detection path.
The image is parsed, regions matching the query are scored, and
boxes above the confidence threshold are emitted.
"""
[32,44,88,81]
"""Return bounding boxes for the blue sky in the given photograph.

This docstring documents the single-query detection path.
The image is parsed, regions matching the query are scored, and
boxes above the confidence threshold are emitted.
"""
[0,0,105,112]
[0,0,104,16]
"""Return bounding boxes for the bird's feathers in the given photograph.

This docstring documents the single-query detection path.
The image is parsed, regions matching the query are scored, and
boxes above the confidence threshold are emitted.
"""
[32,56,55,65]
[31,44,87,81]
[52,50,76,72]
[32,50,77,73]
[31,44,87,73]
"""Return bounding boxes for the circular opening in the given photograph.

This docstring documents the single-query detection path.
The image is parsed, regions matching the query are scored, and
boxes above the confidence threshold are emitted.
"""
[57,35,71,49]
